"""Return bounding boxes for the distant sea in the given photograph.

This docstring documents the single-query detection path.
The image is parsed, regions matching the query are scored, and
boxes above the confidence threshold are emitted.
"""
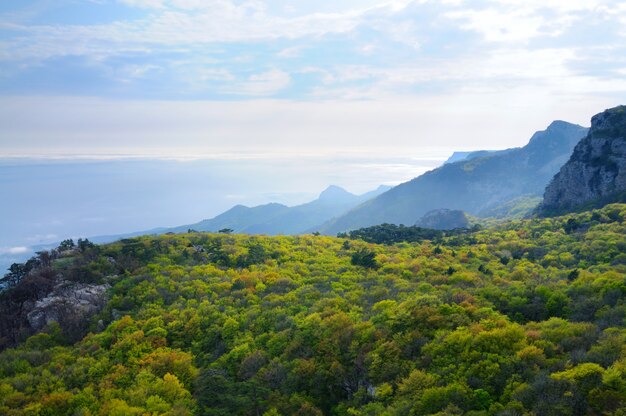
[0,150,451,272]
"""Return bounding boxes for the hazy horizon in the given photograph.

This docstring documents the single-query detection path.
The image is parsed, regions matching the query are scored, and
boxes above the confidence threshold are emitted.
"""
[2,0,626,271]
[0,148,455,271]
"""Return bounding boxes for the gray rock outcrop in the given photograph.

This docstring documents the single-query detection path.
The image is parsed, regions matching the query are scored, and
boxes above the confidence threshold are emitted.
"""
[26,281,109,331]
[540,106,626,214]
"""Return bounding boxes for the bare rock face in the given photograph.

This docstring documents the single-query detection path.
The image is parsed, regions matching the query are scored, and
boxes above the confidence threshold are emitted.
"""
[26,281,109,331]
[540,106,626,215]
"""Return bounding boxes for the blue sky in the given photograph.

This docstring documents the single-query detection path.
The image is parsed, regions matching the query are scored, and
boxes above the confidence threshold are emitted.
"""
[1,0,625,156]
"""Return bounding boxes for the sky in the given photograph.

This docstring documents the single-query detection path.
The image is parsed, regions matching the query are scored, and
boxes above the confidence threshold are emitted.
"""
[1,0,626,270]
[1,0,625,157]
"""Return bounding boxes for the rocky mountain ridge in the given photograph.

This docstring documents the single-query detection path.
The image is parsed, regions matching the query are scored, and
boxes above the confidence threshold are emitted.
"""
[540,106,626,215]
[317,120,589,234]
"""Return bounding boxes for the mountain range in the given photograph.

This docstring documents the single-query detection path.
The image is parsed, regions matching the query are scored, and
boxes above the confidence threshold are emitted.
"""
[19,110,624,260]
[84,184,391,244]
[166,185,392,235]
[90,119,590,241]
[316,120,588,234]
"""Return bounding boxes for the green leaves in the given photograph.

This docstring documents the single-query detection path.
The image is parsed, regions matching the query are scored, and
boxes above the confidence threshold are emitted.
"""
[350,248,379,269]
[1,204,626,414]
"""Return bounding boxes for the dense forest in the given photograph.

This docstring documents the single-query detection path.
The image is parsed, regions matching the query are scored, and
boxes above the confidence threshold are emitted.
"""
[1,204,626,415]
[337,223,481,245]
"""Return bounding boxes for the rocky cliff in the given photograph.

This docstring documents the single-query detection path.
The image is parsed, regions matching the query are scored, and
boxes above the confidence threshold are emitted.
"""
[25,281,109,332]
[0,247,113,349]
[540,106,626,215]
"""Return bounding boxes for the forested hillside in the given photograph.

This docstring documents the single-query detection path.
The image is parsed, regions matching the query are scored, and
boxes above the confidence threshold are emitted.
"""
[1,205,626,415]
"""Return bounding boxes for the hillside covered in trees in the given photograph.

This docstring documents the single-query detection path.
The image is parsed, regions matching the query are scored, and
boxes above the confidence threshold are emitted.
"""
[1,204,626,415]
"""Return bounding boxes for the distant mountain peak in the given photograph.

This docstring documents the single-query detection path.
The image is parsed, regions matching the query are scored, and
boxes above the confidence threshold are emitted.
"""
[316,118,589,234]
[229,202,286,212]
[318,185,353,201]
[526,120,588,150]
[444,151,473,164]
[547,120,579,130]
[444,150,505,165]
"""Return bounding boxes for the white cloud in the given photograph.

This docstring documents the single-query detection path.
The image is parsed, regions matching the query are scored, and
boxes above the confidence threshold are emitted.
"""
[445,0,622,43]
[277,46,305,58]
[2,0,624,62]
[222,69,291,96]
[491,0,609,12]
[197,68,235,82]
[1,93,617,159]
[24,234,59,243]
[0,0,624,106]
[0,0,440,63]
[446,8,545,42]
[0,246,31,255]
[300,46,584,98]
[115,64,161,83]
[118,0,165,9]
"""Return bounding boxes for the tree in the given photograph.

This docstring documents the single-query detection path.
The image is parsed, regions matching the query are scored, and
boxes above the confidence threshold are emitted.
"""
[0,263,27,288]
[58,239,75,251]
[77,238,95,252]
[351,248,378,269]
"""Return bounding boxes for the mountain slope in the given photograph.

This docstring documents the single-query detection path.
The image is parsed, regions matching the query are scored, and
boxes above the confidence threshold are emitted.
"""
[416,208,470,230]
[318,120,588,234]
[168,202,291,234]
[2,204,626,415]
[540,105,626,215]
[443,149,510,164]
[169,185,391,235]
